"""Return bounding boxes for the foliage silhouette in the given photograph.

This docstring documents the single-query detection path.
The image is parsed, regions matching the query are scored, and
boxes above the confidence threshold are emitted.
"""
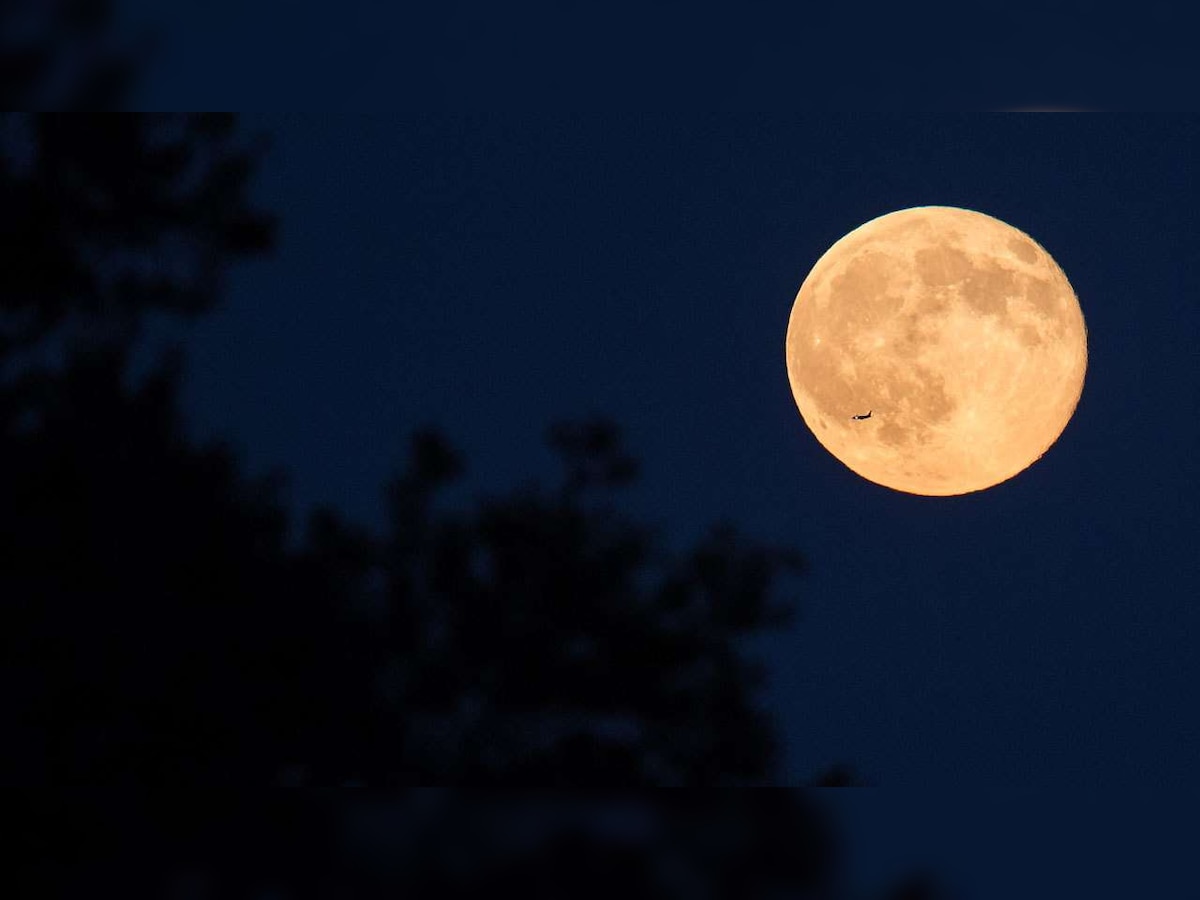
[0,88,822,783]
[0,11,273,362]
[0,341,806,784]
[14,791,953,900]
[0,18,959,900]
[374,419,804,785]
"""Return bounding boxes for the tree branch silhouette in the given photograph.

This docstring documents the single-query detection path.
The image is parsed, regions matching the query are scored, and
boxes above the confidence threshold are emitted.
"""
[0,19,968,900]
[0,12,859,789]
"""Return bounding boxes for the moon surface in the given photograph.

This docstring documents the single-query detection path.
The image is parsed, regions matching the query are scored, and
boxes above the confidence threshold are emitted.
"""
[785,206,1087,496]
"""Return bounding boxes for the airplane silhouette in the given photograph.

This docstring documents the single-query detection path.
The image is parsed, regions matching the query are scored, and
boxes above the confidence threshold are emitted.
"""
[851,410,872,420]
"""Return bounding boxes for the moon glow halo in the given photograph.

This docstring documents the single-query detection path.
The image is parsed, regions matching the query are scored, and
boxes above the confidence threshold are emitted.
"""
[785,206,1087,496]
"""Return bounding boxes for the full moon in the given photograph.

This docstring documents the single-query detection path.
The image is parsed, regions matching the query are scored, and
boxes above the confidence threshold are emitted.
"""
[785,206,1087,496]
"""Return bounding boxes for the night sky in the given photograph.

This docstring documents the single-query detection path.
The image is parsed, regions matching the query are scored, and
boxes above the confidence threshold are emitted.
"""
[109,6,1200,894]
[153,113,1198,792]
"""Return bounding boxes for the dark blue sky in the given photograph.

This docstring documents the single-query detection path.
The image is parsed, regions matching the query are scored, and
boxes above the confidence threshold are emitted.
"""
[158,113,1200,793]
[828,791,1199,898]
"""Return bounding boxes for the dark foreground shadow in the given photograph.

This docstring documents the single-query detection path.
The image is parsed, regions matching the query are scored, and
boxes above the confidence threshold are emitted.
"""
[15,792,948,900]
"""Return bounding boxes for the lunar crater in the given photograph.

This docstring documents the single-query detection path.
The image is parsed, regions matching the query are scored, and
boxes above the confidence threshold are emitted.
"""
[1008,237,1039,264]
[915,245,973,287]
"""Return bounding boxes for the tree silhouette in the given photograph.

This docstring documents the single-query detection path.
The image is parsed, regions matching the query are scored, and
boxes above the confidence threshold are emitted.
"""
[364,419,804,785]
[0,345,806,784]
[0,7,841,789]
[14,791,955,900]
[1,2,273,366]
[0,105,817,784]
[0,109,272,365]
[0,15,962,900]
